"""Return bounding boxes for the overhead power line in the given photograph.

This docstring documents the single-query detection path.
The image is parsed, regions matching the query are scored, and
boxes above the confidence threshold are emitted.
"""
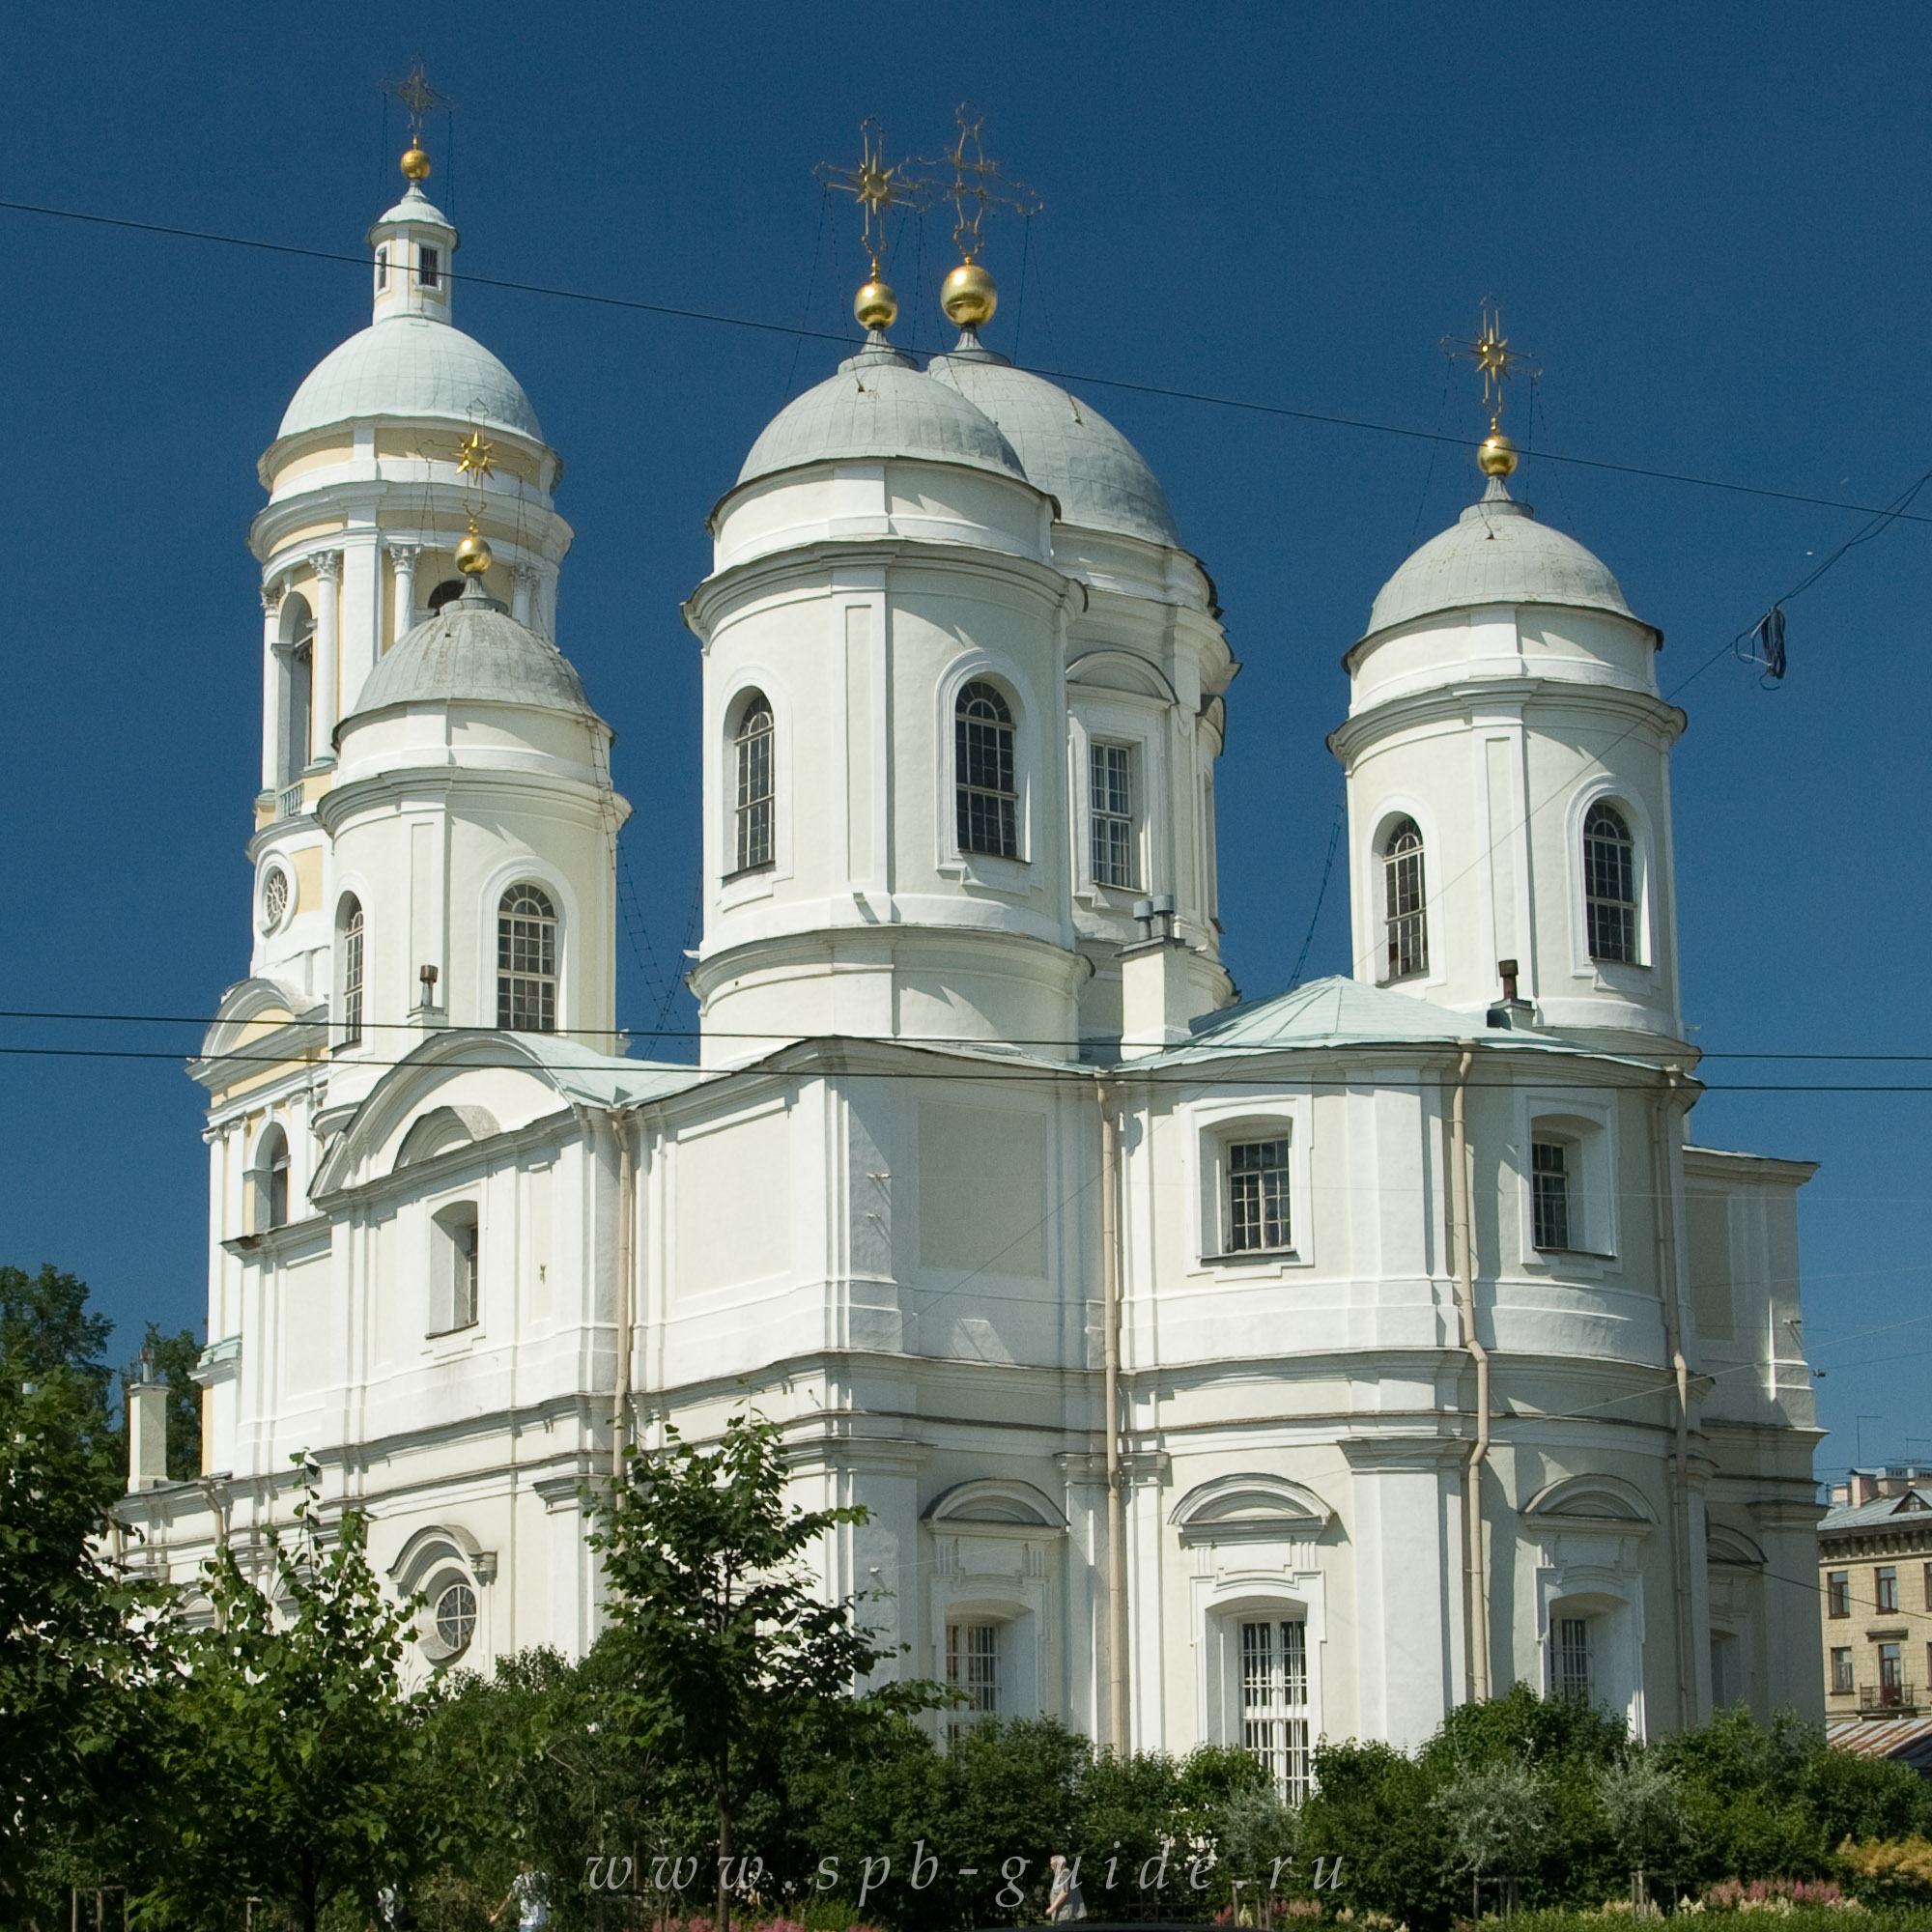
[3,192,1931,529]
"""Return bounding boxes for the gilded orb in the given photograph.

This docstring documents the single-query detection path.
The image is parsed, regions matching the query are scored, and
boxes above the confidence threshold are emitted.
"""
[455,529,494,576]
[854,278,899,331]
[941,262,998,329]
[401,142,432,183]
[1478,432,1519,478]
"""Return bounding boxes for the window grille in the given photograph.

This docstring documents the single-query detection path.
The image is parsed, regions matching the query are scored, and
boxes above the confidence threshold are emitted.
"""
[1227,1139,1290,1253]
[1877,1566,1899,1613]
[418,244,440,289]
[1090,742,1137,888]
[1239,1619,1311,1801]
[946,1622,1001,1720]
[1531,1140,1572,1251]
[497,886,557,1032]
[341,898,364,1047]
[1382,817,1428,979]
[955,682,1018,858]
[1832,1646,1854,1692]
[1553,1616,1592,1699]
[1583,802,1638,963]
[1827,1571,1850,1618]
[733,696,775,873]
[261,868,289,930]
[435,1580,476,1653]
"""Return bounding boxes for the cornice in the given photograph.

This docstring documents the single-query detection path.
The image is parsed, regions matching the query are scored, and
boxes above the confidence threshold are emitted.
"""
[1327,674,1687,763]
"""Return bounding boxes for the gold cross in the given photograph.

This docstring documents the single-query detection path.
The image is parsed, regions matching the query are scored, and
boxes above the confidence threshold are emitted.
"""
[1443,298,1540,432]
[384,61,453,141]
[923,103,1040,264]
[815,120,924,277]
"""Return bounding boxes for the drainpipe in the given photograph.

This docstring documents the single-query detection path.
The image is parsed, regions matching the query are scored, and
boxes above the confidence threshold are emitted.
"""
[1450,1044,1492,1703]
[1098,1080,1129,1752]
[611,1108,635,1487]
[1652,1068,1695,1725]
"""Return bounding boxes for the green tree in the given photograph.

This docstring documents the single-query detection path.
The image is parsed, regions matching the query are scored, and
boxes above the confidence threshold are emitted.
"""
[1597,1754,1688,1894]
[147,1487,429,1932]
[1,1264,116,1433]
[0,1362,168,1927]
[590,1412,933,1932]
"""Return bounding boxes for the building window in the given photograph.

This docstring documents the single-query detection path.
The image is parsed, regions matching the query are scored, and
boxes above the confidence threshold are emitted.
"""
[497,886,557,1032]
[1227,1139,1290,1254]
[260,867,290,932]
[375,244,388,290]
[955,682,1018,858]
[280,640,313,786]
[1090,742,1137,889]
[1827,1570,1850,1618]
[1239,1619,1311,1802]
[1832,1646,1854,1693]
[340,896,364,1047]
[1381,816,1428,980]
[256,1125,290,1233]
[1531,1140,1573,1251]
[434,1579,476,1656]
[427,578,467,614]
[1552,1616,1592,1700]
[431,1203,480,1334]
[1583,801,1639,964]
[1877,1565,1899,1614]
[731,694,775,874]
[946,1621,1001,1724]
[1923,1562,1932,1610]
[418,244,440,289]
[1878,1641,1904,1706]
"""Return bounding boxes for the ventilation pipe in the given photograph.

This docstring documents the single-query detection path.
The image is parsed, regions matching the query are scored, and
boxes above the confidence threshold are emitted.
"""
[611,1107,636,1485]
[1450,1044,1492,1702]
[1098,1079,1130,1750]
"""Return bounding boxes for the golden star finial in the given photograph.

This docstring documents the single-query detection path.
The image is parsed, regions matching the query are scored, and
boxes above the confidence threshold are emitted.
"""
[456,431,496,482]
[1443,298,1540,438]
[816,120,924,280]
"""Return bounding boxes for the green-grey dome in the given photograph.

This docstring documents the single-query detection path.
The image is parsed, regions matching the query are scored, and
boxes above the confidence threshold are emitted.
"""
[927,345,1179,547]
[1366,479,1641,638]
[278,315,543,444]
[344,583,596,726]
[738,339,1025,488]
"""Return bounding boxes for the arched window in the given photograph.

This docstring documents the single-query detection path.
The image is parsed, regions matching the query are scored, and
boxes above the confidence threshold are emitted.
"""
[1583,802,1638,963]
[339,896,364,1047]
[256,1124,290,1232]
[955,681,1018,859]
[497,885,557,1032]
[732,693,775,873]
[1381,816,1428,980]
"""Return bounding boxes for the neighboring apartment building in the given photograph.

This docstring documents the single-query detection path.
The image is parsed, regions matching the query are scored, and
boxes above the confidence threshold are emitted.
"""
[1820,1467,1932,1717]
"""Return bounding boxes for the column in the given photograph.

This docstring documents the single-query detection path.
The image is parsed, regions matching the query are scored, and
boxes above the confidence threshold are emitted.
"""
[510,562,538,628]
[260,582,283,793]
[311,551,343,766]
[387,544,421,645]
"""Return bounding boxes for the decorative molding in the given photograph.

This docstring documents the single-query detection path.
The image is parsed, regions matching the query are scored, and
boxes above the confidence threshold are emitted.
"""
[313,549,344,584]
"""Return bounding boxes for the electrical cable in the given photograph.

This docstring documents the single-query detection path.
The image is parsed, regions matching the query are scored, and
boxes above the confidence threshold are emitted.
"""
[2,191,1930,530]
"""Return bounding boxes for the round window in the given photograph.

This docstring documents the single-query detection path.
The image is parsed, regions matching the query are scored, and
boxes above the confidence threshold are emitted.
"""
[434,1579,476,1654]
[260,867,290,931]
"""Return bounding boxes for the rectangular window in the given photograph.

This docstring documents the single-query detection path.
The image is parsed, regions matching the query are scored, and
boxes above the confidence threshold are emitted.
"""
[1239,1620,1311,1802]
[1827,1571,1850,1618]
[375,244,388,290]
[1531,1140,1573,1251]
[1553,1616,1592,1700]
[342,918,364,1048]
[1923,1562,1932,1610]
[1089,742,1137,889]
[733,704,775,873]
[946,1622,1000,1723]
[1832,1646,1854,1693]
[431,1204,480,1335]
[1879,1641,1903,1703]
[418,244,440,289]
[1226,1139,1290,1254]
[1877,1566,1899,1614]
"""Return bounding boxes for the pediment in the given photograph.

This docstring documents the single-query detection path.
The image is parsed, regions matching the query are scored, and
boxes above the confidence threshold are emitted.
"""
[926,1479,1065,1531]
[1170,1473,1332,1545]
[1523,1474,1657,1525]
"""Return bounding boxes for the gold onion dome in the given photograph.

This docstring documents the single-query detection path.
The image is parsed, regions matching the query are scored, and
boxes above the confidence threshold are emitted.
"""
[941,262,998,329]
[456,525,493,575]
[854,277,898,330]
[1478,430,1519,478]
[401,141,432,183]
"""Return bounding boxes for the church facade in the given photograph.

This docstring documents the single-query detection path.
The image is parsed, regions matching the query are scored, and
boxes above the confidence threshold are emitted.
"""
[122,144,1825,1770]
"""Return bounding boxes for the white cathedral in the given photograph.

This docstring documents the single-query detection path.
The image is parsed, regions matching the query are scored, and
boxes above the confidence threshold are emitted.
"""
[122,137,1826,1776]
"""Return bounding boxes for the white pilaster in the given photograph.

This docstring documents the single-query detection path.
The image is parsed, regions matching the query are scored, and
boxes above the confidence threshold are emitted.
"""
[312,551,343,766]
[510,562,537,628]
[388,544,421,644]
[260,583,283,793]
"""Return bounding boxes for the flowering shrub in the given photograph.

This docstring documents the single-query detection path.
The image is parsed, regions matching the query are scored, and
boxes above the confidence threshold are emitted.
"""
[1836,1834,1932,1900]
[1697,1877,1855,1911]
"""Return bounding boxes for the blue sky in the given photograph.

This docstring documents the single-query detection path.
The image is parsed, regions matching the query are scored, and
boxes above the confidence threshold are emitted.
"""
[2,3,1927,1476]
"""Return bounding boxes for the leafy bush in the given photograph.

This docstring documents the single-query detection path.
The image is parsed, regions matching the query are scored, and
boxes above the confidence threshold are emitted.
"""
[1835,1832,1932,1902]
